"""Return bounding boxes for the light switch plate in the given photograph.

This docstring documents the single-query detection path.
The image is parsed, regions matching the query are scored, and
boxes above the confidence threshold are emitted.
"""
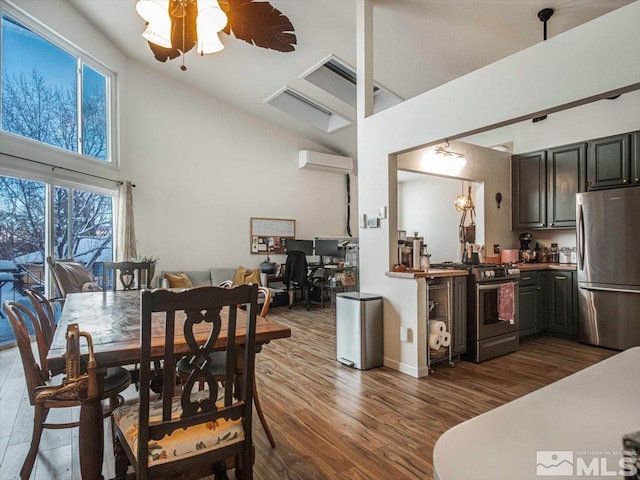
[378,206,387,219]
[359,214,367,229]
[367,217,379,228]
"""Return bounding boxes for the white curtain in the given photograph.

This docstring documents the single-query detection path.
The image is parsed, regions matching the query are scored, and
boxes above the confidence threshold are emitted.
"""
[116,181,137,261]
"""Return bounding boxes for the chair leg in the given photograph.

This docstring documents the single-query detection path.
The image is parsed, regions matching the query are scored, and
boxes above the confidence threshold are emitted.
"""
[252,376,276,448]
[113,436,130,480]
[21,404,48,480]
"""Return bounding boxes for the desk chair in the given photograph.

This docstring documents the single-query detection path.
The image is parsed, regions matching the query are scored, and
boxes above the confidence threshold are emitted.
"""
[113,285,258,480]
[283,250,321,311]
[100,261,152,291]
[3,301,131,480]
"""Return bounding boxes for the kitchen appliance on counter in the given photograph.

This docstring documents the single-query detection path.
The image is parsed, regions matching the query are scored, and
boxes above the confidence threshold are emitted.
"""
[398,232,424,270]
[577,187,640,350]
[519,232,533,262]
[431,262,521,362]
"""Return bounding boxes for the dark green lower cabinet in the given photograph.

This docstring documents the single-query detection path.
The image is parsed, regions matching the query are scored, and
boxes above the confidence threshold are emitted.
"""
[547,271,577,337]
[518,269,577,339]
[518,272,546,337]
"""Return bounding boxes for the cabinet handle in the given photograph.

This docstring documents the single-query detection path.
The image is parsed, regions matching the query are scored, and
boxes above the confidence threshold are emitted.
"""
[636,178,639,182]
[522,277,531,281]
[540,223,545,227]
[537,287,541,290]
[550,223,554,226]
[623,179,628,183]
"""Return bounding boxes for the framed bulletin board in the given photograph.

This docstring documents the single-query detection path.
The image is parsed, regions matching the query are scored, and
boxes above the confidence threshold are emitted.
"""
[250,217,296,254]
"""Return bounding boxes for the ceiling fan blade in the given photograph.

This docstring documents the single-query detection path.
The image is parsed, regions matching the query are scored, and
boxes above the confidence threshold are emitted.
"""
[148,41,182,62]
[223,0,296,53]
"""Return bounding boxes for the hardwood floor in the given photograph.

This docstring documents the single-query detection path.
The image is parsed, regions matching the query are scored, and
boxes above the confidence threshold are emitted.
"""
[0,306,614,479]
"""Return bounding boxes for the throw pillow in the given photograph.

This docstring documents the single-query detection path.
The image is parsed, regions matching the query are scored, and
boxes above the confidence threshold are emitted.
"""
[164,272,194,288]
[233,266,261,286]
[81,282,103,292]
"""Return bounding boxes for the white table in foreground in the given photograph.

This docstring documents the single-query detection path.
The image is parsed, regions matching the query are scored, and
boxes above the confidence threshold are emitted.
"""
[433,347,640,480]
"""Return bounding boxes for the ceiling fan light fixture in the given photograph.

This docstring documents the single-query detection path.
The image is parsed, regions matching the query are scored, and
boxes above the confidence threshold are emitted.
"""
[197,0,228,32]
[137,0,172,47]
[197,30,224,55]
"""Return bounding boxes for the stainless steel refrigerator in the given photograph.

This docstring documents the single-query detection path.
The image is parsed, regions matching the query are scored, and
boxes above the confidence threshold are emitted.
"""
[577,187,640,349]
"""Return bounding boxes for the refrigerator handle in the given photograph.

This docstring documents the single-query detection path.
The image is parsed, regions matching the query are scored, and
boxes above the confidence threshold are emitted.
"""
[577,203,585,270]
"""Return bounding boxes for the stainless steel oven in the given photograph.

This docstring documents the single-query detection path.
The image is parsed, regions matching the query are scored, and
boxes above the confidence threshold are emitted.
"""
[472,275,519,362]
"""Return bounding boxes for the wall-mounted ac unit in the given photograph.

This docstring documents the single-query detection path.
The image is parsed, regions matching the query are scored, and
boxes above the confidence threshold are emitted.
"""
[299,150,353,174]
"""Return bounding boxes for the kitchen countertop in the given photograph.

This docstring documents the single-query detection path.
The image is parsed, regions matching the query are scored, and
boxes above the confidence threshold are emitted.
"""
[385,268,469,279]
[517,262,577,271]
[433,347,640,480]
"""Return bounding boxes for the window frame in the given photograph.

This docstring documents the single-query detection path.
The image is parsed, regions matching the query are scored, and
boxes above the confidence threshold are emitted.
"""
[0,0,119,167]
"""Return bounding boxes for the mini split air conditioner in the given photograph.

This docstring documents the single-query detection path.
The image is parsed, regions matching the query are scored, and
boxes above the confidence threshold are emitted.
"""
[298,150,353,174]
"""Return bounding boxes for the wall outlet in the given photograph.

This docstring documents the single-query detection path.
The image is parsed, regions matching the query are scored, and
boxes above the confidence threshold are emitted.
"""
[494,244,501,254]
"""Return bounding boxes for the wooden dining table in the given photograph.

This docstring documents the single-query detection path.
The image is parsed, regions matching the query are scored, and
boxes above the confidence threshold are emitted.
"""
[47,290,292,480]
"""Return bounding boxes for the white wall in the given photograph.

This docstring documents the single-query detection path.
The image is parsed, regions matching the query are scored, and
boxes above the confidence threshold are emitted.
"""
[3,0,358,274]
[357,1,640,377]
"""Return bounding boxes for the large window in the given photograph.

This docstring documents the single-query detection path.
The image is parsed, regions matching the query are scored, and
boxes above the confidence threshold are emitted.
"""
[0,173,114,347]
[1,5,113,162]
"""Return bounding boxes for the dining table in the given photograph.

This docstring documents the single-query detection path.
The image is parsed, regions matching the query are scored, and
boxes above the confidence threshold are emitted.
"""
[47,289,292,480]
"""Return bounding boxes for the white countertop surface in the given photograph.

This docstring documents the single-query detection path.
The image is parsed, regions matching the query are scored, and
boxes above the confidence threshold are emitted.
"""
[433,347,640,480]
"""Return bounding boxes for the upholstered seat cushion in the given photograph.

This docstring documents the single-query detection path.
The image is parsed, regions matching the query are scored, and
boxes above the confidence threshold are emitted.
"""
[113,389,243,467]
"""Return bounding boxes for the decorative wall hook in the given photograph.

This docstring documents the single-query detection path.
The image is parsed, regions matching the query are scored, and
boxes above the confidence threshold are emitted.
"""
[495,192,503,208]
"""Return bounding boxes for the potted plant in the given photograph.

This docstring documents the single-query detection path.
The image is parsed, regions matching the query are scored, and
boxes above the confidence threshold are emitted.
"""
[131,255,159,285]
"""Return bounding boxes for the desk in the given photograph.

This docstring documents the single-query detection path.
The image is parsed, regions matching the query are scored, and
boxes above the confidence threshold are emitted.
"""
[433,347,640,480]
[47,290,291,480]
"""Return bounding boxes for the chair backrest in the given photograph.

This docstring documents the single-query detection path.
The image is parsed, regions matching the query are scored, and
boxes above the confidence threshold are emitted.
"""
[257,285,271,318]
[22,289,59,378]
[2,301,48,404]
[47,257,93,298]
[137,285,258,473]
[101,261,151,291]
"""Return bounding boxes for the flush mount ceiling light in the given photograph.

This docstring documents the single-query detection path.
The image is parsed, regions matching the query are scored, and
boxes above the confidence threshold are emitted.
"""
[136,0,296,71]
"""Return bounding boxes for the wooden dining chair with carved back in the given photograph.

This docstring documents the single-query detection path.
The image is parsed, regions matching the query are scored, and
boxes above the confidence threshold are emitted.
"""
[112,284,258,480]
[100,261,152,291]
[176,284,276,448]
[2,301,131,480]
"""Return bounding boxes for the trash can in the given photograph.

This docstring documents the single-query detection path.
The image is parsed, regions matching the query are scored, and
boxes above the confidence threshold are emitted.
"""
[336,292,383,370]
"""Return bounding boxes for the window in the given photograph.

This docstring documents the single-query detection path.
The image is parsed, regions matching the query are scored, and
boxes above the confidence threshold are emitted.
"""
[1,4,113,162]
[0,173,114,347]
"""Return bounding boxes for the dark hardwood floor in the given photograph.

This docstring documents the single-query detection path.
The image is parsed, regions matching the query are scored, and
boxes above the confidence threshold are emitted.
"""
[0,305,614,479]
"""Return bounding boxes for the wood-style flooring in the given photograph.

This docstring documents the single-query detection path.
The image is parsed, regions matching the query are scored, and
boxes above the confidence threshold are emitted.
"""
[0,305,615,479]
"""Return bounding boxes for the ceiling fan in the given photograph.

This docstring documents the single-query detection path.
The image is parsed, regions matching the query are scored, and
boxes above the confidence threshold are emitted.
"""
[136,0,296,70]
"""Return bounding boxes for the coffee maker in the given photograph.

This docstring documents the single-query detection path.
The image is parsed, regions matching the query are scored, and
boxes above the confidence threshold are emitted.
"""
[519,232,533,262]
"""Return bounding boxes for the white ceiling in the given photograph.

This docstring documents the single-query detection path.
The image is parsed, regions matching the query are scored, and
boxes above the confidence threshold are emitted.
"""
[67,0,634,159]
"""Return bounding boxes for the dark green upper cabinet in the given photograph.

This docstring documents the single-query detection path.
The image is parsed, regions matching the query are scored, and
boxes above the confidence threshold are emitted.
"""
[586,132,632,190]
[512,143,583,230]
[632,132,640,186]
[547,143,584,228]
[512,150,547,229]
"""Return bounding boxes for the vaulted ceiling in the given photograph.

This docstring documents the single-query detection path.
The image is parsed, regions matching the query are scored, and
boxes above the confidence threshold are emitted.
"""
[68,0,634,159]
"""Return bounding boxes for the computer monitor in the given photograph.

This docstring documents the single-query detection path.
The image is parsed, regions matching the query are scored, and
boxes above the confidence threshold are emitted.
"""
[314,239,339,258]
[285,239,314,256]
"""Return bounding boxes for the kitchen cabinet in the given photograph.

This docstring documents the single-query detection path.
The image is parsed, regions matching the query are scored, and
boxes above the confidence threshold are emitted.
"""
[512,150,546,229]
[512,142,583,230]
[451,276,467,356]
[586,131,640,190]
[518,271,547,338]
[547,270,577,337]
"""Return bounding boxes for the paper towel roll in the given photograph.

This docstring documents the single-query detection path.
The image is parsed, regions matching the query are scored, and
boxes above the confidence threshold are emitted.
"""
[428,334,442,350]
[412,238,422,269]
[440,332,451,347]
[429,321,446,335]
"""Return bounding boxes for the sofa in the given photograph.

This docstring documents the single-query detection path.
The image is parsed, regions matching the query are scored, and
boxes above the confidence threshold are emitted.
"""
[159,268,289,307]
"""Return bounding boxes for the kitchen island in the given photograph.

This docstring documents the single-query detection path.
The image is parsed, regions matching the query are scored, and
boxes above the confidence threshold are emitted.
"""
[433,347,640,480]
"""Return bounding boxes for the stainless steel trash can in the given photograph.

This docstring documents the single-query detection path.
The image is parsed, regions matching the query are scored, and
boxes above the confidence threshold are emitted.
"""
[336,292,383,370]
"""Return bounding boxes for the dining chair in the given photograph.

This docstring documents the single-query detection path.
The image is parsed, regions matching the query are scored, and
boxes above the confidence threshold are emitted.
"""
[177,285,277,448]
[22,288,62,379]
[2,301,132,480]
[100,261,152,291]
[46,256,98,299]
[112,284,259,480]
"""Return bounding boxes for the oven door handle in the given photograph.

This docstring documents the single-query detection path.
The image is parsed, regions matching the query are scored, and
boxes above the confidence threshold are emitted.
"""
[476,281,519,291]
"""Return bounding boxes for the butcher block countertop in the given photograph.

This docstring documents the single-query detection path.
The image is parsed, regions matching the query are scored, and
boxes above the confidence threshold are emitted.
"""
[385,268,469,279]
[518,262,577,271]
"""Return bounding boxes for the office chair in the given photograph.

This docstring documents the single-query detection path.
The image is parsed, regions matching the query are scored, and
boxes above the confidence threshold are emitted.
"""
[283,250,321,311]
